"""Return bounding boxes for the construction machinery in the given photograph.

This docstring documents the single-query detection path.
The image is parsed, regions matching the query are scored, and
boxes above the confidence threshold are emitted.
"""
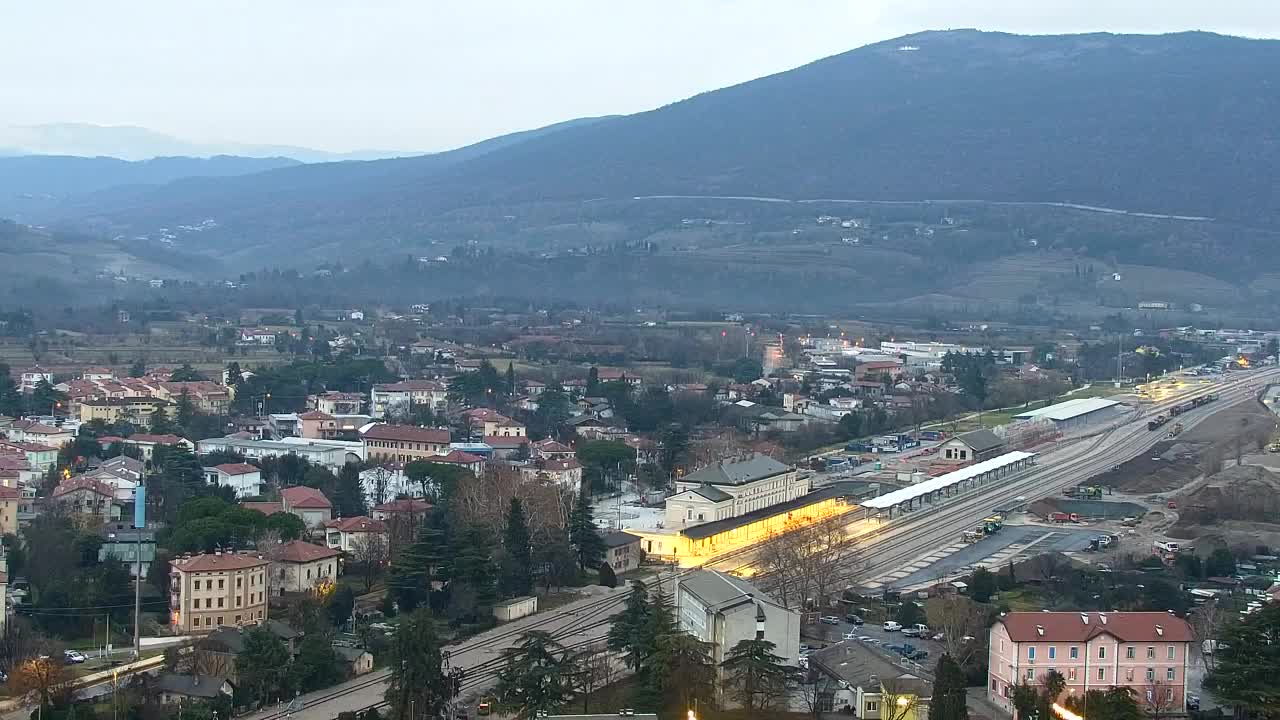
[962,530,983,543]
[981,515,1004,534]
[1167,422,1184,438]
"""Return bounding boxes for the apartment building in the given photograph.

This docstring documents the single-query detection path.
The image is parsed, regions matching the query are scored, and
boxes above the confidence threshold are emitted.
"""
[370,380,448,418]
[988,611,1193,715]
[360,424,451,463]
[169,551,269,632]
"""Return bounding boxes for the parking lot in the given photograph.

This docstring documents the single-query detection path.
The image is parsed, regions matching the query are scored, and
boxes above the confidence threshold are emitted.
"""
[801,613,960,671]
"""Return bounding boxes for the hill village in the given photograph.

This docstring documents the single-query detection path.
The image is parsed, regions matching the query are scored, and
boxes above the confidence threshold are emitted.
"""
[0,304,1277,720]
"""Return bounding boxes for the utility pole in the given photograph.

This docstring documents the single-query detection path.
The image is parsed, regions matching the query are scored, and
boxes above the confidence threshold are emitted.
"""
[1116,332,1124,387]
[133,478,145,659]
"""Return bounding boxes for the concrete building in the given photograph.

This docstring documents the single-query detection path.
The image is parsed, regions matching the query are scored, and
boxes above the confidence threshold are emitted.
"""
[116,433,193,461]
[862,452,1036,519]
[280,486,333,528]
[988,611,1194,715]
[99,524,157,578]
[311,391,364,416]
[197,436,364,469]
[370,380,448,418]
[668,455,807,528]
[602,531,642,573]
[204,463,265,498]
[676,570,801,675]
[169,551,269,632]
[270,540,342,595]
[324,516,387,552]
[4,420,73,448]
[1011,398,1124,431]
[812,642,934,718]
[361,424,451,463]
[78,397,171,428]
[936,429,1007,464]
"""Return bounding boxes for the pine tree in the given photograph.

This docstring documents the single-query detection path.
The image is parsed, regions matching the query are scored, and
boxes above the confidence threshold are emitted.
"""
[598,562,617,588]
[384,609,450,720]
[450,523,498,621]
[332,462,368,517]
[929,654,970,720]
[505,362,516,396]
[607,579,651,671]
[387,518,447,611]
[722,639,795,711]
[586,366,601,397]
[569,490,606,572]
[500,499,533,598]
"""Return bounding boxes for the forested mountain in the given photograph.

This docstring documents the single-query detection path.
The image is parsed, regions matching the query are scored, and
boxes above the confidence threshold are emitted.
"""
[44,29,1280,253]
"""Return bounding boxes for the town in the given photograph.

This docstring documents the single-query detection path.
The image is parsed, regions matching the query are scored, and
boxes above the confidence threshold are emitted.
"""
[0,298,1277,720]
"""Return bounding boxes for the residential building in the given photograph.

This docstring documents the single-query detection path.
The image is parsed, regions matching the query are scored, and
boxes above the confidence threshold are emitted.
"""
[361,424,451,463]
[280,486,333,528]
[78,397,170,428]
[430,450,486,476]
[51,477,121,523]
[937,429,1007,464]
[602,531,642,573]
[118,433,193,461]
[0,441,58,472]
[811,642,934,718]
[988,611,1194,714]
[324,516,387,552]
[19,366,54,392]
[371,497,431,523]
[197,436,364,469]
[312,391,364,416]
[155,674,235,706]
[530,439,575,460]
[0,485,18,535]
[5,420,73,448]
[667,455,807,528]
[204,463,265,498]
[169,551,269,632]
[597,368,642,387]
[519,457,583,489]
[676,570,801,675]
[483,435,528,460]
[336,646,375,677]
[270,540,342,595]
[99,524,156,578]
[370,380,448,418]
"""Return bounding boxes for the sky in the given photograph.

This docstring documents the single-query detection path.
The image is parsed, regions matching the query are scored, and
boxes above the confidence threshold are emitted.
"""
[3,0,1279,154]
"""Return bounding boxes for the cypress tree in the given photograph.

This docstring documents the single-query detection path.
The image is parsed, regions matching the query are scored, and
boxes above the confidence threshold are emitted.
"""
[569,489,606,572]
[500,498,533,597]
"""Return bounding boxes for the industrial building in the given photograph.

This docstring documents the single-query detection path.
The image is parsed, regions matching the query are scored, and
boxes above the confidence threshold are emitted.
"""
[1011,397,1124,431]
[862,451,1037,519]
[677,570,801,672]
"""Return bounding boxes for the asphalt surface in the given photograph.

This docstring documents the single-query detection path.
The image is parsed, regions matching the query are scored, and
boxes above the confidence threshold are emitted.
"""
[876,525,1099,590]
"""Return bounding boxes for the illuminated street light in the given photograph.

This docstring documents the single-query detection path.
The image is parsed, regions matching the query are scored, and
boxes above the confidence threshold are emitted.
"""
[1052,703,1084,720]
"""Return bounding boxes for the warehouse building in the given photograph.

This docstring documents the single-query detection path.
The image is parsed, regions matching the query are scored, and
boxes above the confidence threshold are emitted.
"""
[1011,397,1124,432]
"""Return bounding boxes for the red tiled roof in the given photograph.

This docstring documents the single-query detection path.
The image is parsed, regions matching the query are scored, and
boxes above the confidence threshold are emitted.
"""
[275,540,342,563]
[373,497,431,514]
[361,424,451,444]
[242,501,284,515]
[53,476,116,498]
[324,516,387,533]
[2,441,57,453]
[532,439,573,453]
[97,436,127,445]
[540,458,582,472]
[127,434,186,445]
[997,612,1193,644]
[173,552,269,573]
[298,410,334,421]
[12,422,64,435]
[373,380,446,392]
[0,486,20,500]
[282,485,332,509]
[434,450,484,465]
[215,463,260,476]
[483,435,527,449]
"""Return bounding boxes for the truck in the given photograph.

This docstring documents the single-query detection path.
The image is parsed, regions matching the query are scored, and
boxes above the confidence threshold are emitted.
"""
[1049,512,1080,523]
[1154,540,1181,553]
[902,624,930,638]
[1167,422,1184,438]
[962,530,983,543]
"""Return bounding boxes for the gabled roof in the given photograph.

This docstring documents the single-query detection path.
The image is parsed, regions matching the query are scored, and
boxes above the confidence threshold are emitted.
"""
[434,450,485,465]
[360,424,451,444]
[602,531,641,549]
[324,516,387,533]
[274,540,342,564]
[681,454,791,487]
[483,435,527,449]
[214,463,260,476]
[996,611,1193,643]
[53,476,116,499]
[156,673,231,698]
[242,501,284,515]
[953,429,1005,453]
[126,433,186,445]
[689,484,732,502]
[172,552,269,573]
[373,497,432,514]
[679,569,786,613]
[298,410,335,421]
[282,486,332,509]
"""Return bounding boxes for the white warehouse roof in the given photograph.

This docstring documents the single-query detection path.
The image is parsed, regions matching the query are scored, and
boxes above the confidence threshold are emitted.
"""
[1011,397,1120,422]
[862,451,1036,509]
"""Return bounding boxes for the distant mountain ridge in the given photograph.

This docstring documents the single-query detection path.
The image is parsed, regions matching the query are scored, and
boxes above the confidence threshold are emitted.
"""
[0,123,415,162]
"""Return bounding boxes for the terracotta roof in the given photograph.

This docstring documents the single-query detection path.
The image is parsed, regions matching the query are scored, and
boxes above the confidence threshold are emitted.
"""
[532,439,572,453]
[282,485,332,509]
[53,476,116,498]
[12,421,64,435]
[172,552,269,573]
[96,436,127,445]
[298,410,335,421]
[483,435,527,449]
[435,450,484,465]
[540,457,582,472]
[2,440,57,453]
[997,612,1193,643]
[214,463,260,476]
[373,380,446,392]
[361,424,451,444]
[373,497,432,514]
[242,501,284,515]
[0,486,20,500]
[275,540,342,563]
[324,516,387,533]
[127,434,186,445]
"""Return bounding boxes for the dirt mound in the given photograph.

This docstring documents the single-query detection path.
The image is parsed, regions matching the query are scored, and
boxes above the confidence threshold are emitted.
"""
[1177,464,1280,525]
[1094,441,1202,493]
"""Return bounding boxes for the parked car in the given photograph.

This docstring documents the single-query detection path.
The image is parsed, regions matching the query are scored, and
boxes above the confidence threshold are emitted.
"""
[845,614,865,625]
[1186,694,1200,711]
[902,624,930,638]
[883,621,903,632]
[842,631,859,640]
[63,650,87,664]
[884,644,906,655]
[820,615,841,625]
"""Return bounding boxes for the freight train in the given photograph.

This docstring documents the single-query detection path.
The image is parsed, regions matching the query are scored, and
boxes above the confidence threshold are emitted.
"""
[1150,393,1218,430]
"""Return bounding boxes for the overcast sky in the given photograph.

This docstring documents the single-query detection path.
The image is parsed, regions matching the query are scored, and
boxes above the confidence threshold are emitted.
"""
[3,0,1278,153]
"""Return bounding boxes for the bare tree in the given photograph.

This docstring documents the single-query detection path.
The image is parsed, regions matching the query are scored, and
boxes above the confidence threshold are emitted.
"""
[571,644,618,714]
[350,533,390,592]
[881,678,924,720]
[1188,599,1223,673]
[758,514,862,611]
[12,649,72,708]
[924,595,984,664]
[365,465,395,506]
[1143,679,1178,719]
[800,671,840,718]
[190,635,237,679]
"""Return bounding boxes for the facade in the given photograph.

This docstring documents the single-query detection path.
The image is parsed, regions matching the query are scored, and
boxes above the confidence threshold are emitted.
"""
[5,420,73,448]
[78,397,170,427]
[205,463,265,498]
[99,525,156,578]
[324,516,388,552]
[280,486,333,528]
[0,485,18,535]
[361,424,451,463]
[155,674,235,705]
[988,611,1194,714]
[1011,398,1123,431]
[312,391,364,416]
[119,433,193,461]
[519,457,583,489]
[0,441,58,472]
[602,531,642,573]
[196,436,364,469]
[270,540,342,595]
[371,497,431,522]
[430,450,486,476]
[482,419,526,437]
[370,380,448,418]
[937,429,1007,464]
[677,570,801,675]
[667,455,807,529]
[169,551,269,632]
[51,477,121,523]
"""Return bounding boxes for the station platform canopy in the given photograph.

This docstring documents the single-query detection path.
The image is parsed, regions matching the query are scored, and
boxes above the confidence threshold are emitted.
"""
[862,450,1036,510]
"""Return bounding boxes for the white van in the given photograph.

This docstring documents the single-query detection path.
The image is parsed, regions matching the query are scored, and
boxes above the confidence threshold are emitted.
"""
[883,621,903,632]
[1154,540,1180,553]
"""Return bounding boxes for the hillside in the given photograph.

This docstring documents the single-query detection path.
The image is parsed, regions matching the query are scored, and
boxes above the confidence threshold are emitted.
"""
[44,30,1280,254]
[0,154,301,220]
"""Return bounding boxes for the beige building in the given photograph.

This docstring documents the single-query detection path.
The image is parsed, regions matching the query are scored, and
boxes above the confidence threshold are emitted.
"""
[666,454,807,528]
[169,552,269,633]
[361,424,451,463]
[271,540,342,595]
[78,397,171,428]
[0,487,16,540]
[370,380,448,418]
[324,516,387,552]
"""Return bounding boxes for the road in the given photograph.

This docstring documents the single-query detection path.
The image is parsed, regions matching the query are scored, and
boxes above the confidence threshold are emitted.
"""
[265,369,1275,720]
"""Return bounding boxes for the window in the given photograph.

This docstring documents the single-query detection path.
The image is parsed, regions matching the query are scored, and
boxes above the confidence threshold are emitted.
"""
[217,598,224,608]
[1126,646,1136,659]
[1145,668,1155,682]
[1146,646,1155,660]
[1097,668,1105,681]
[1099,646,1107,659]
[1070,646,1079,659]
[193,580,201,590]
[1068,669,1077,681]
[218,579,225,590]
[217,616,223,625]
[866,702,879,713]
[204,598,212,609]
[1048,646,1057,660]
[1000,640,1006,652]
[236,596,242,607]
[1165,688,1174,702]
[1028,647,1036,660]
[1166,668,1175,681]
[1125,669,1134,682]
[991,680,997,691]
[1025,669,1035,680]
[1168,646,1176,660]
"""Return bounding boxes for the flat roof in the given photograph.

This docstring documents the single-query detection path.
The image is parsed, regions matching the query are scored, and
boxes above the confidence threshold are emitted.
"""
[1011,397,1121,422]
[862,451,1036,509]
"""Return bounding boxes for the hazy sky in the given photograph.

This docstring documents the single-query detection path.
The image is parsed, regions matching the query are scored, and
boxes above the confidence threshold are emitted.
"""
[3,0,1278,153]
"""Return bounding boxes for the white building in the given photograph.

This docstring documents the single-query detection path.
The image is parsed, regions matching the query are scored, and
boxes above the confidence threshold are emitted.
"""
[204,463,265,498]
[677,570,801,673]
[370,380,449,418]
[196,436,365,469]
[666,455,807,529]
